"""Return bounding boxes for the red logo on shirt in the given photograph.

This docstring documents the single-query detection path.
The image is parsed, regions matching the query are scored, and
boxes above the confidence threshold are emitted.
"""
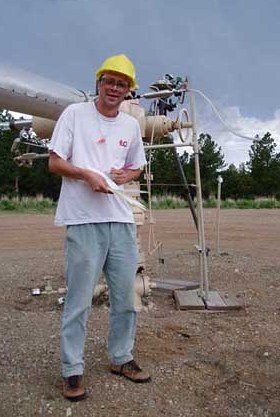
[119,139,128,147]
[97,137,106,144]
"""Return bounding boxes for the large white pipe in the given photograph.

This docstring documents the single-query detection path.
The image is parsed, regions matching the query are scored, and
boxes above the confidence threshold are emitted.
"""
[0,65,88,120]
[32,116,56,138]
[0,67,191,141]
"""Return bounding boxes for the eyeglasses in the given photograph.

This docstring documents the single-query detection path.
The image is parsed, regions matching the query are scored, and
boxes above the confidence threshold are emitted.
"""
[100,76,129,92]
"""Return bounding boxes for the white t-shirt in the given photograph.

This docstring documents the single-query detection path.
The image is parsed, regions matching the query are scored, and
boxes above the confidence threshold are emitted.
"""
[49,101,146,225]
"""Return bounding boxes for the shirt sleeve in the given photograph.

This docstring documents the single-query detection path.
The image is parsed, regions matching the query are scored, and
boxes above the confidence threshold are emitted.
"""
[48,105,74,161]
[125,120,147,169]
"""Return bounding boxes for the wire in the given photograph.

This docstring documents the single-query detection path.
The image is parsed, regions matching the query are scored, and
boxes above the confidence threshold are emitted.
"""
[188,88,258,142]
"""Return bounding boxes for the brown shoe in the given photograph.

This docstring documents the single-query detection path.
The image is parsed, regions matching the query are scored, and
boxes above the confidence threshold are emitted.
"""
[110,360,151,383]
[62,375,87,402]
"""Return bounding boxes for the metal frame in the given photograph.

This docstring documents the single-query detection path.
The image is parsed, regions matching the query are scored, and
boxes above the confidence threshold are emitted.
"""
[144,87,210,301]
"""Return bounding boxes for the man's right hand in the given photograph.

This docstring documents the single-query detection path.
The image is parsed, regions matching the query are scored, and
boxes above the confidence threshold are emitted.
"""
[83,169,110,193]
[49,152,110,193]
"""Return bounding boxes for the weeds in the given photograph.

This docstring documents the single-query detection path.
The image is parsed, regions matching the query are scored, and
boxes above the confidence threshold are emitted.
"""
[1,194,280,212]
[151,195,187,209]
[0,195,56,213]
[150,195,280,210]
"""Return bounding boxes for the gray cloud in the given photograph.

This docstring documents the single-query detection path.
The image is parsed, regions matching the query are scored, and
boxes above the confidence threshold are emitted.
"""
[1,0,280,164]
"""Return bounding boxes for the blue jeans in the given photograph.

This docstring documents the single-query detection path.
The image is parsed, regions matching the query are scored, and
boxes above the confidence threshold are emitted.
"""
[61,222,138,377]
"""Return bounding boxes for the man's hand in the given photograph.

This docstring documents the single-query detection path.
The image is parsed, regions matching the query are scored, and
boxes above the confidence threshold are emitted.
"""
[110,168,142,185]
[49,152,110,193]
[110,168,130,185]
[83,169,110,193]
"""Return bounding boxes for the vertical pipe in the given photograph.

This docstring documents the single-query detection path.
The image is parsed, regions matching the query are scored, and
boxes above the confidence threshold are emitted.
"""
[189,91,209,300]
[216,176,223,255]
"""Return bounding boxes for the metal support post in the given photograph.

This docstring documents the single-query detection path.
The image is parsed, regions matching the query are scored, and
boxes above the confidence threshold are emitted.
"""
[216,175,223,255]
[189,90,209,300]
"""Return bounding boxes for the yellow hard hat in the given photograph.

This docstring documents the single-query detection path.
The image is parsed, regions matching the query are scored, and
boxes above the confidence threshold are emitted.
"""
[96,54,138,90]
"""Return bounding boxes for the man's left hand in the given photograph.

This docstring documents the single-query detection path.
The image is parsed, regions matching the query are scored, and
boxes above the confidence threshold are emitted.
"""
[110,168,141,185]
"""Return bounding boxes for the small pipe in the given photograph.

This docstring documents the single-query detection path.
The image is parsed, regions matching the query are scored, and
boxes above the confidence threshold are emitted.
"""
[144,142,191,150]
[139,89,187,100]
[0,119,32,131]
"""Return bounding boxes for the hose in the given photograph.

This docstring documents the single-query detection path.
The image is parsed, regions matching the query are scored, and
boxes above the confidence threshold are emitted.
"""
[188,88,257,142]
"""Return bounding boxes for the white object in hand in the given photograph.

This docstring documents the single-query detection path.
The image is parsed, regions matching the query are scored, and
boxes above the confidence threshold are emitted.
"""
[94,169,146,212]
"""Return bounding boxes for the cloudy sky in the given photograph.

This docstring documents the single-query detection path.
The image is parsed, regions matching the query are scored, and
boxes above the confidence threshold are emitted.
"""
[1,0,279,166]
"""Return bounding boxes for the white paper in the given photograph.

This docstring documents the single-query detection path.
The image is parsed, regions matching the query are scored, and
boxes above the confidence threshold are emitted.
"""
[94,169,146,212]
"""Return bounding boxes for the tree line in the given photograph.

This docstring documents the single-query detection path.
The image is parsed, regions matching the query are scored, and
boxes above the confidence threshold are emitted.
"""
[148,131,280,200]
[1,110,280,201]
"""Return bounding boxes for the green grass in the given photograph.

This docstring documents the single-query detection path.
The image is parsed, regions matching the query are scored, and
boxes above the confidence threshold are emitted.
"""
[150,195,187,209]
[150,195,280,210]
[0,195,56,213]
[225,198,280,209]
[1,194,280,212]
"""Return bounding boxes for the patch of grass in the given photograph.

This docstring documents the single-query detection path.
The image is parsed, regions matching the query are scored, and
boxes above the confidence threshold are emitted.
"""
[0,199,17,211]
[222,198,280,209]
[255,198,280,209]
[151,194,187,209]
[0,195,56,213]
[150,195,280,210]
[1,194,280,213]
[202,197,217,208]
[221,199,236,209]
[234,199,254,209]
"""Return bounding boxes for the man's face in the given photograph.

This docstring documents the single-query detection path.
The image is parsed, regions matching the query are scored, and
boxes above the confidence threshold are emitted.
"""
[98,71,130,110]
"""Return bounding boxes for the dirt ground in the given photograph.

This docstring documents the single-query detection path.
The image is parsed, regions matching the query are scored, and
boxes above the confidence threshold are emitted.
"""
[0,209,279,417]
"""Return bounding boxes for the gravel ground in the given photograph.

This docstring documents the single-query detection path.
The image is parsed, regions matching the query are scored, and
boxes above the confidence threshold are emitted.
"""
[0,209,280,417]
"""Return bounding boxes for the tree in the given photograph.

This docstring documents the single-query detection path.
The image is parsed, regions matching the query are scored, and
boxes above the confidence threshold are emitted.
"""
[221,164,240,199]
[0,110,18,195]
[221,163,253,199]
[0,130,19,195]
[0,109,61,199]
[187,133,225,198]
[247,132,280,196]
[147,137,182,195]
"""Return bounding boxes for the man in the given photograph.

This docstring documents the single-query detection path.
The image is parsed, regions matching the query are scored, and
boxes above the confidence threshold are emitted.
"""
[49,54,150,402]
